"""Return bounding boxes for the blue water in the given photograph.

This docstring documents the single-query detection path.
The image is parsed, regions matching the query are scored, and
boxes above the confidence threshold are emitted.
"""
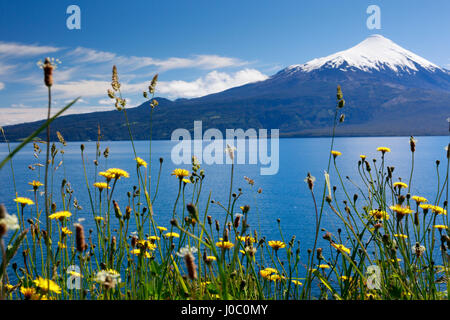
[0,136,449,280]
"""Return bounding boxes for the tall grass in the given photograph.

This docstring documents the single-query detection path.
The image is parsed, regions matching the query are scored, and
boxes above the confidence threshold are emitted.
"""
[0,60,448,300]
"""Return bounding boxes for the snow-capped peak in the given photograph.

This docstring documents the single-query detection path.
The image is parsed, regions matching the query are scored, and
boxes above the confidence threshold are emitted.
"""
[287,34,442,74]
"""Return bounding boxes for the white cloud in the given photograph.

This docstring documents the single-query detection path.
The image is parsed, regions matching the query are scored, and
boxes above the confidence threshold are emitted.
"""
[0,42,60,57]
[0,82,4,90]
[0,105,114,126]
[50,68,267,100]
[68,47,247,71]
[52,80,145,99]
[158,68,268,99]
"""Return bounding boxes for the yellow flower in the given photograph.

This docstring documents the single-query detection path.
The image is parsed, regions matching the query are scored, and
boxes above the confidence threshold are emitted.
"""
[93,182,110,190]
[377,147,391,153]
[393,182,408,189]
[236,235,256,243]
[135,157,148,168]
[5,284,14,291]
[331,150,342,157]
[390,258,402,263]
[99,171,114,180]
[131,249,152,258]
[205,256,217,263]
[94,216,104,222]
[360,155,366,160]
[369,209,389,220]
[318,264,330,269]
[33,276,61,294]
[260,270,273,279]
[268,240,286,251]
[292,280,303,286]
[431,206,447,215]
[28,180,43,188]
[164,232,180,238]
[389,205,413,216]
[157,226,167,232]
[216,241,234,249]
[58,242,67,249]
[20,287,36,299]
[268,274,285,281]
[264,267,278,274]
[341,276,352,281]
[105,168,130,179]
[48,211,72,220]
[419,204,434,211]
[331,243,351,255]
[61,227,72,235]
[394,234,408,239]
[68,270,82,278]
[148,235,160,241]
[182,178,191,184]
[411,196,428,204]
[171,168,190,179]
[14,197,34,206]
[433,225,448,230]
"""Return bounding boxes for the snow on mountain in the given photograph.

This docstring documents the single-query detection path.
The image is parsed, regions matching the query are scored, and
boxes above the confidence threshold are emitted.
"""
[286,34,443,74]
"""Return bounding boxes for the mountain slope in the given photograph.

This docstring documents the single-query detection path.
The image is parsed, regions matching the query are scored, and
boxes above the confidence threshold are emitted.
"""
[3,35,450,141]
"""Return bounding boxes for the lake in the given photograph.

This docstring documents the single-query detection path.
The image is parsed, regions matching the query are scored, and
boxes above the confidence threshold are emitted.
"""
[0,136,449,276]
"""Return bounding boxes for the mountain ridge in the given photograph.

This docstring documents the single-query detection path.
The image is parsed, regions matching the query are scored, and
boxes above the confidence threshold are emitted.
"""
[2,35,450,141]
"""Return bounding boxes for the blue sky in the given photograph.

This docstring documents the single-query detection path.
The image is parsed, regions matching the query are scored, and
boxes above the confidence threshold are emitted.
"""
[0,0,449,125]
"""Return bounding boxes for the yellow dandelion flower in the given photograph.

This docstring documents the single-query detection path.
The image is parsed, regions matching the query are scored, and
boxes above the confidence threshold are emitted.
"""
[318,264,330,269]
[341,276,352,281]
[33,276,61,294]
[411,196,428,204]
[28,180,43,188]
[360,155,366,160]
[14,197,34,206]
[264,267,278,274]
[99,171,115,180]
[148,235,160,241]
[331,150,342,157]
[48,211,72,220]
[68,270,82,278]
[268,240,286,251]
[393,182,408,189]
[171,168,190,179]
[389,205,413,216]
[20,287,36,299]
[268,274,285,281]
[369,209,389,220]
[260,270,272,279]
[157,226,168,232]
[164,232,180,238]
[105,168,129,179]
[377,147,391,153]
[205,256,217,263]
[419,204,434,211]
[61,227,72,235]
[236,235,256,243]
[93,182,110,190]
[431,206,447,215]
[216,241,234,249]
[94,216,104,222]
[433,225,448,230]
[394,234,408,239]
[131,249,152,258]
[135,157,148,168]
[58,242,67,249]
[292,280,303,286]
[182,178,191,184]
[331,243,351,255]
